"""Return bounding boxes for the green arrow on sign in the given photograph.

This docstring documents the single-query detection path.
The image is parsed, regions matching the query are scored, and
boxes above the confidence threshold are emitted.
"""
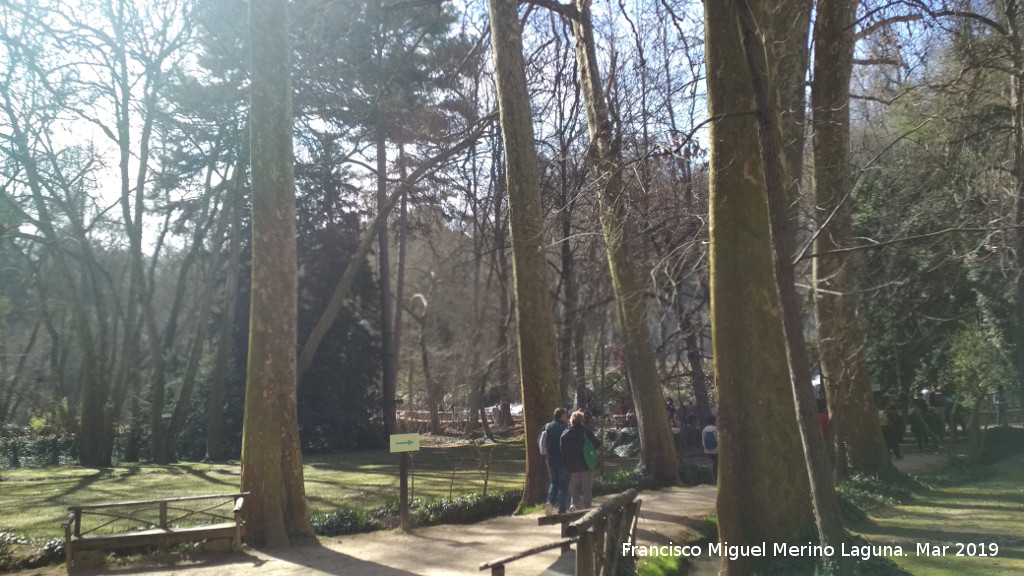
[396,440,414,445]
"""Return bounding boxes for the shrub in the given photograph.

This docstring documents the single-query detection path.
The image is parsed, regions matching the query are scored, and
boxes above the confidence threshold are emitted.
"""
[594,464,662,494]
[411,490,522,526]
[978,426,1024,465]
[677,461,713,487]
[0,432,77,469]
[835,467,922,524]
[918,459,994,486]
[0,531,64,571]
[310,507,375,536]
[638,554,684,576]
[614,427,639,447]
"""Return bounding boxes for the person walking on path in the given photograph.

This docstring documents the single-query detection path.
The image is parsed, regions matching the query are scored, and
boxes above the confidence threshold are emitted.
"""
[702,415,718,482]
[560,410,602,511]
[541,407,570,515]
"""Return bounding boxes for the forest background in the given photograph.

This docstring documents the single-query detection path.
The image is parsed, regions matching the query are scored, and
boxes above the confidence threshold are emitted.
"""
[2,0,1024,568]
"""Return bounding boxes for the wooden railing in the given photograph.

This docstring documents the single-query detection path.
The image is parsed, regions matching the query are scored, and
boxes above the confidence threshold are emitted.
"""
[478,488,641,576]
[62,492,247,571]
[566,489,641,576]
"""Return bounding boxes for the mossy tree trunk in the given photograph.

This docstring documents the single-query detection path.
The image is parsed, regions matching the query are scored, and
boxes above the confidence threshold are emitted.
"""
[1008,1,1024,409]
[487,0,563,508]
[811,0,890,476]
[569,0,678,485]
[704,0,815,572]
[241,0,314,547]
[735,0,845,563]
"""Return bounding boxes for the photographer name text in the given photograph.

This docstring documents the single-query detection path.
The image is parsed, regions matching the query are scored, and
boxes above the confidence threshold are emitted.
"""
[622,541,999,561]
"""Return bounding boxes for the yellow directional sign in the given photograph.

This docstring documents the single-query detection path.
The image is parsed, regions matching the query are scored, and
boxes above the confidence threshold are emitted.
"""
[389,433,420,453]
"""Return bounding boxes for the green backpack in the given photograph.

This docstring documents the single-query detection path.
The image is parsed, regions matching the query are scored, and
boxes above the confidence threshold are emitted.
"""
[583,433,599,470]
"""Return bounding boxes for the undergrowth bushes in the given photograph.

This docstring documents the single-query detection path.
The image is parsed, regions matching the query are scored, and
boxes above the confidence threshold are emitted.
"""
[0,531,64,572]
[836,465,922,516]
[310,489,524,536]
[0,433,77,469]
[978,426,1024,465]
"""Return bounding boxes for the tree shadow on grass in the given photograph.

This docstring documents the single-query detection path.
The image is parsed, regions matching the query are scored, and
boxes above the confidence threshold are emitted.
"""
[42,467,124,503]
[170,464,239,490]
[917,500,1024,513]
[857,521,1024,559]
[925,488,1024,506]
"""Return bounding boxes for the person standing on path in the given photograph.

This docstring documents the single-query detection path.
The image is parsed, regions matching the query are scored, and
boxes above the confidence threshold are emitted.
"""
[994,385,1007,426]
[560,410,602,511]
[702,415,718,482]
[542,407,570,515]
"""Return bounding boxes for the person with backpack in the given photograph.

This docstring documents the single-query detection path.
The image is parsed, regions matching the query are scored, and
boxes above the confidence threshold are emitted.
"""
[560,410,602,511]
[539,407,570,515]
[702,415,718,481]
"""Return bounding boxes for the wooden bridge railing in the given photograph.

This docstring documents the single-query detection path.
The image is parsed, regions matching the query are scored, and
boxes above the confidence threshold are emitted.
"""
[478,488,641,576]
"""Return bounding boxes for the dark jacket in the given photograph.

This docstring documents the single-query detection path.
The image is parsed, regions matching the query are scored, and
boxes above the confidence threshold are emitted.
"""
[544,418,569,465]
[559,424,602,474]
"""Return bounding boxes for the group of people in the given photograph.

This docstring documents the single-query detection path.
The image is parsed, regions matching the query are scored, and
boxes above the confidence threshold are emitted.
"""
[541,408,602,515]
[879,383,1014,458]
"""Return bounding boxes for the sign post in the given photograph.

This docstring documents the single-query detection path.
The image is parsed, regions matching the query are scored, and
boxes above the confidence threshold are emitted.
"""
[389,433,420,531]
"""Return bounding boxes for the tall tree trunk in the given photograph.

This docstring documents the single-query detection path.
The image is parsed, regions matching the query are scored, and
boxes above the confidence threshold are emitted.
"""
[165,175,232,461]
[1008,1,1024,408]
[735,0,845,563]
[394,147,409,418]
[811,0,889,476]
[570,0,678,484]
[492,136,514,427]
[109,0,168,466]
[415,300,443,435]
[378,125,398,435]
[241,0,314,547]
[559,165,580,406]
[487,0,563,508]
[704,1,813,572]
[684,327,712,427]
[207,139,246,462]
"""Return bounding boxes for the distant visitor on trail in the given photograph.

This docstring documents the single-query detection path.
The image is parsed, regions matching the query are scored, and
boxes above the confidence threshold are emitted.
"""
[541,408,570,515]
[559,410,602,511]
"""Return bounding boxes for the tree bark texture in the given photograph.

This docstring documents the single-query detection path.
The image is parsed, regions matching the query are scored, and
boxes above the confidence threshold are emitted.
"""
[735,0,845,563]
[704,1,814,572]
[811,0,890,476]
[242,0,314,547]
[1007,1,1024,407]
[570,0,678,485]
[377,126,398,435]
[487,0,563,507]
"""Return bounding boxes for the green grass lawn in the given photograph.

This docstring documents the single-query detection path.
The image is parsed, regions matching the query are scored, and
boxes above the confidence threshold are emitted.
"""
[854,453,1024,576]
[0,442,533,540]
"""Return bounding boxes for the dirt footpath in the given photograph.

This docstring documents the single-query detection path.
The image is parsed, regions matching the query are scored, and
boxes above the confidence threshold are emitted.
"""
[23,486,714,576]
[20,452,945,576]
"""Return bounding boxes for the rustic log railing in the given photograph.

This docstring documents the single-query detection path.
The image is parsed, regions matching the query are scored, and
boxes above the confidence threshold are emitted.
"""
[478,488,640,576]
[566,489,640,576]
[61,492,247,572]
